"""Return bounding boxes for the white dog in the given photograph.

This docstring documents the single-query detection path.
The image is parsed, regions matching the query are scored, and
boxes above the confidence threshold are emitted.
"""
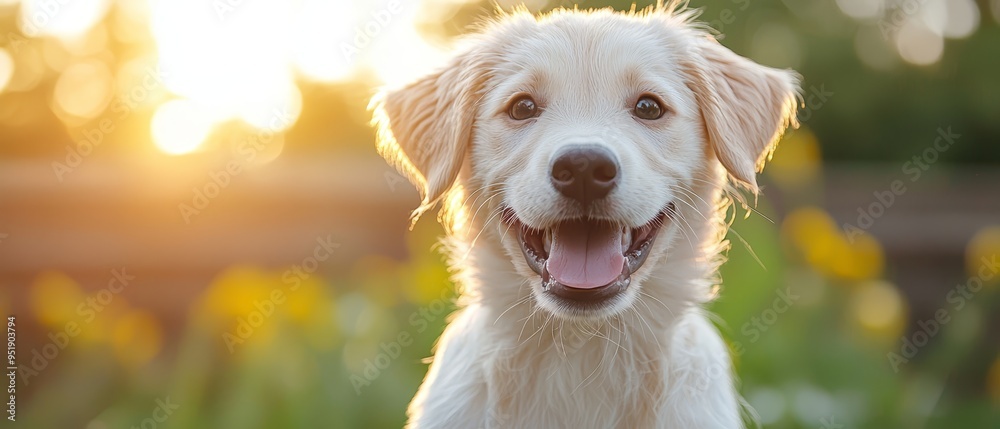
[373,3,799,428]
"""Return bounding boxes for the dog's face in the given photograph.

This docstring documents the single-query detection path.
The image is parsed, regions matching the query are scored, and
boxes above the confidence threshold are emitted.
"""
[374,9,799,320]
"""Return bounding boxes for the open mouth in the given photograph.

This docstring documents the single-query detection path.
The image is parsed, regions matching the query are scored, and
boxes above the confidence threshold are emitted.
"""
[501,203,675,306]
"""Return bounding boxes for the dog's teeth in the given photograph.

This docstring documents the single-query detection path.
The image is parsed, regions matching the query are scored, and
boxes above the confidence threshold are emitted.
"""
[543,229,552,254]
[621,227,632,253]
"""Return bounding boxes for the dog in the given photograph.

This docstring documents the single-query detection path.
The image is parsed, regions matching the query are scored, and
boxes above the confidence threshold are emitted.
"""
[372,3,799,428]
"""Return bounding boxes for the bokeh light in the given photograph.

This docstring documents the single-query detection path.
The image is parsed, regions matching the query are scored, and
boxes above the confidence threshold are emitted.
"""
[989,355,1000,404]
[51,59,114,122]
[896,19,944,66]
[5,43,45,92]
[151,99,216,155]
[1,1,997,428]
[29,271,84,328]
[850,280,907,339]
[0,48,13,93]
[837,0,984,66]
[835,0,881,20]
[18,0,111,39]
[112,310,164,368]
[782,207,885,281]
[767,127,822,190]
[966,225,1000,281]
[942,0,980,38]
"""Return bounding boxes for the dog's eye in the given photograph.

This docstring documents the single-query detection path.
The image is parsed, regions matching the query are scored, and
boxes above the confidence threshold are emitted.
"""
[508,96,538,120]
[634,95,665,120]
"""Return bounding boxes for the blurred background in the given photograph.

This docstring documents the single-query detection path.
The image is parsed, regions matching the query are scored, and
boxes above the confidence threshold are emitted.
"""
[0,0,998,427]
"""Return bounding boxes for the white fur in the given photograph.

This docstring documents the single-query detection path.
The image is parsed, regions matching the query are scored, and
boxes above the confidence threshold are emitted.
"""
[373,4,800,428]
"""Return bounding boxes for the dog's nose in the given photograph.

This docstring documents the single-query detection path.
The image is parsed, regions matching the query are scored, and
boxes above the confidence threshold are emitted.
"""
[550,145,619,205]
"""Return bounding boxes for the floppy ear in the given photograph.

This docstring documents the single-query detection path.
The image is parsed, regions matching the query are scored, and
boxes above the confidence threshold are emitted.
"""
[686,36,800,193]
[371,49,486,222]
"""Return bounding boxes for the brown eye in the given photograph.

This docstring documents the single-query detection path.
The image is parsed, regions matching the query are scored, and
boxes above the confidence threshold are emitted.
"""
[634,95,665,120]
[508,95,538,120]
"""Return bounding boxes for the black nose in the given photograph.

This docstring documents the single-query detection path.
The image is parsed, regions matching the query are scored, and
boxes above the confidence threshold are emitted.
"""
[550,145,619,205]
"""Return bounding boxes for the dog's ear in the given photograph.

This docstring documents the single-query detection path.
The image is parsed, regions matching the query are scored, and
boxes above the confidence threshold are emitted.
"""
[372,49,486,222]
[686,36,800,193]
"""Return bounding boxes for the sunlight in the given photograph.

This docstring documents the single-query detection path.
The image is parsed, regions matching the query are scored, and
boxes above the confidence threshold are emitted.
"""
[365,1,449,87]
[51,59,114,122]
[151,99,216,155]
[143,0,454,154]
[5,0,473,154]
[0,48,12,94]
[18,0,111,39]
[150,0,297,126]
[290,0,360,82]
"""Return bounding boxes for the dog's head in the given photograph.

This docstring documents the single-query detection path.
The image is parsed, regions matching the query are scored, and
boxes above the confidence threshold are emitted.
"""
[373,6,799,320]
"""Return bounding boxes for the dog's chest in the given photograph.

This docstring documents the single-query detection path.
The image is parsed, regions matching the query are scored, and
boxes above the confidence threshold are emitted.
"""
[483,330,665,428]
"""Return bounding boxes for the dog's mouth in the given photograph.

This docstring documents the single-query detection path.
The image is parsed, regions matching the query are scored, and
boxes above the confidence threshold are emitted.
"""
[501,203,675,306]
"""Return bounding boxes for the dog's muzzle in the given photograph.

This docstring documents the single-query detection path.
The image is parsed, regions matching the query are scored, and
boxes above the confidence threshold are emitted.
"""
[502,202,675,307]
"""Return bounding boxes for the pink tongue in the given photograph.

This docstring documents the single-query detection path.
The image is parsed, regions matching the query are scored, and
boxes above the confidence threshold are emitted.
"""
[547,220,625,289]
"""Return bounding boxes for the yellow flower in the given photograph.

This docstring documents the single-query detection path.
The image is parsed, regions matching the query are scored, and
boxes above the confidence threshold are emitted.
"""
[76,295,131,344]
[766,127,822,190]
[352,255,403,308]
[199,265,273,321]
[850,280,907,341]
[30,271,84,328]
[832,233,884,281]
[284,273,330,326]
[112,310,163,368]
[989,355,1000,405]
[966,226,1000,286]
[782,207,884,281]
[285,274,340,351]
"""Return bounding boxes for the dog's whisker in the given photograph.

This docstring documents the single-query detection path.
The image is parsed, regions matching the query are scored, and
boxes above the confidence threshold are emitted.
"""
[464,198,507,258]
[494,294,532,326]
[537,312,554,349]
[468,192,502,227]
[572,323,613,395]
[638,290,675,320]
[516,302,543,344]
[684,177,776,225]
[460,183,494,211]
[669,187,766,270]
[632,300,665,352]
